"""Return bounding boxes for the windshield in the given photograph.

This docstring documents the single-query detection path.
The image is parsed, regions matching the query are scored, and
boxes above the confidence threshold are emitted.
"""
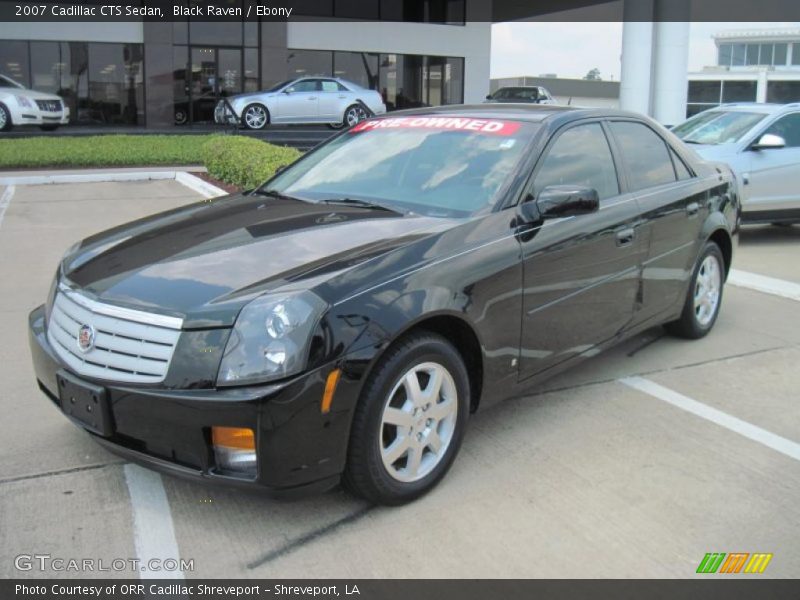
[0,75,23,89]
[492,88,539,101]
[263,79,294,93]
[672,110,767,145]
[261,116,537,218]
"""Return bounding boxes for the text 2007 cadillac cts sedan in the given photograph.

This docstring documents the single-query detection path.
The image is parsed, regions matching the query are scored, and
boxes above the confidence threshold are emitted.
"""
[29,105,740,505]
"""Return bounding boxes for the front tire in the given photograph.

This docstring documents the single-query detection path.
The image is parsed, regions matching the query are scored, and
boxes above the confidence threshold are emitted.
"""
[665,241,725,339]
[343,332,470,505]
[241,103,269,130]
[0,104,12,132]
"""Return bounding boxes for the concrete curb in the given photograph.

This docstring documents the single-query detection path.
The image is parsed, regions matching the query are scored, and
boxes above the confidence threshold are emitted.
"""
[174,171,228,199]
[0,168,228,199]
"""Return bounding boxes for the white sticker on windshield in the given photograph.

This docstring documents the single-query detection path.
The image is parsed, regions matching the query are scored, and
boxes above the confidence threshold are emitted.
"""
[498,139,517,149]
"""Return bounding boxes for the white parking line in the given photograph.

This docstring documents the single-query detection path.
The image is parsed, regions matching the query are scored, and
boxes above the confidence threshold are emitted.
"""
[727,269,800,302]
[620,376,800,462]
[123,464,185,580]
[0,185,15,229]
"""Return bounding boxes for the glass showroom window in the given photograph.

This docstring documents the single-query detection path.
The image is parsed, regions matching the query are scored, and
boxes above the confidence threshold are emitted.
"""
[287,50,333,79]
[87,44,144,125]
[333,52,380,90]
[687,80,722,118]
[766,81,800,104]
[721,80,757,103]
[0,41,30,87]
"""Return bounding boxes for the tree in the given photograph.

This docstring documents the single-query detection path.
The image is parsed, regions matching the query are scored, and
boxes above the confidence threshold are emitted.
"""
[584,68,602,81]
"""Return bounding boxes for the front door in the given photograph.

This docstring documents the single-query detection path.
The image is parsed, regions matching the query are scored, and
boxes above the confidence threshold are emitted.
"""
[518,121,645,379]
[745,111,800,218]
[274,79,320,122]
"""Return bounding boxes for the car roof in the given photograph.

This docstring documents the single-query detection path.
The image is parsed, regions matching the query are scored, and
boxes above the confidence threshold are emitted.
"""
[386,103,647,123]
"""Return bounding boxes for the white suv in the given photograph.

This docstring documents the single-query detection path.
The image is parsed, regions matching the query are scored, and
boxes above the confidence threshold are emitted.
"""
[0,74,70,132]
[673,103,800,225]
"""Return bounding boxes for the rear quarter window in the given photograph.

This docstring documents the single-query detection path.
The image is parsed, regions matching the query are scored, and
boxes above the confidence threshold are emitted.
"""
[610,121,677,191]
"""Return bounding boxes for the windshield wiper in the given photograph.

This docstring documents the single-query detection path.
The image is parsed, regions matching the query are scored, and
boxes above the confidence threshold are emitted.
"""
[320,197,401,213]
[250,189,311,203]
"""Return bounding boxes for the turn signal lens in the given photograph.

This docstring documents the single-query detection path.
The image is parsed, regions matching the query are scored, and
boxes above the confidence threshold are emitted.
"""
[321,368,341,414]
[212,427,256,477]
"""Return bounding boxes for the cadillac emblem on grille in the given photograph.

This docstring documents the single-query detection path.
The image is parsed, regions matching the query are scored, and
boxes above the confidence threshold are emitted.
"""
[77,324,95,353]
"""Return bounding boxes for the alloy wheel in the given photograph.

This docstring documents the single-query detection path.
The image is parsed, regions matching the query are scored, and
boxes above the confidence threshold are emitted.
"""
[0,108,7,130]
[245,105,267,129]
[694,254,721,326]
[345,106,368,127]
[379,361,458,483]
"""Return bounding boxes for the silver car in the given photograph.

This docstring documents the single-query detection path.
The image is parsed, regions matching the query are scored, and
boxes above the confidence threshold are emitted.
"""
[215,76,386,130]
[673,103,800,224]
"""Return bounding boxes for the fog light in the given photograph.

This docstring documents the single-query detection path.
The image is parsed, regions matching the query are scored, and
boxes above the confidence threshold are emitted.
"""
[212,426,257,477]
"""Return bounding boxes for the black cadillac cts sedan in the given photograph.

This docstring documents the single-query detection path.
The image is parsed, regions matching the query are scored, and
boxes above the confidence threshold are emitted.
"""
[29,105,740,505]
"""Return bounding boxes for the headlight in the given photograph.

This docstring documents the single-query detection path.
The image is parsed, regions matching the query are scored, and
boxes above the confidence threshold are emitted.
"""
[217,290,327,386]
[15,95,33,108]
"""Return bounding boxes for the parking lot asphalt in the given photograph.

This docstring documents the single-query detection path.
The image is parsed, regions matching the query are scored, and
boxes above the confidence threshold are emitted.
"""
[0,180,798,579]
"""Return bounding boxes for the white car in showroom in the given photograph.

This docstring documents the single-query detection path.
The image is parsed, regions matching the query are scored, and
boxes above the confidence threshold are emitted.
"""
[673,102,800,224]
[215,76,386,130]
[0,74,70,132]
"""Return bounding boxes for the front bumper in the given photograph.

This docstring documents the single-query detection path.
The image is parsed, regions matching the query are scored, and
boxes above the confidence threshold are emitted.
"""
[28,305,359,496]
[11,104,70,126]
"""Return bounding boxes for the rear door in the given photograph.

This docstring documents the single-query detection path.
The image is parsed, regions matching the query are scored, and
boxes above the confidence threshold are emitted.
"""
[744,111,800,219]
[318,79,348,120]
[518,120,645,379]
[607,119,707,325]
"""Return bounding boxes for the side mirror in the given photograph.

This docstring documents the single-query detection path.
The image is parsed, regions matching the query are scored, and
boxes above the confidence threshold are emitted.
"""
[535,185,599,220]
[283,87,294,94]
[751,133,785,150]
[485,94,492,100]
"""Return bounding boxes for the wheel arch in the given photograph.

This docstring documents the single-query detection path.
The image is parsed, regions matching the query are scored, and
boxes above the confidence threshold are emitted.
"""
[355,310,485,414]
[708,228,732,278]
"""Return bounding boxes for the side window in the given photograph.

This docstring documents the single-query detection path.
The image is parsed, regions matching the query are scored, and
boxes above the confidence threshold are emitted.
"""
[609,121,677,191]
[533,123,619,201]
[321,80,340,93]
[763,113,800,147]
[670,148,693,180]
[291,80,319,93]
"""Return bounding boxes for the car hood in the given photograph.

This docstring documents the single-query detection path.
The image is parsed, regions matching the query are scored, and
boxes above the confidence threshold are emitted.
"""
[682,142,739,162]
[228,92,273,104]
[61,195,452,328]
[13,89,63,101]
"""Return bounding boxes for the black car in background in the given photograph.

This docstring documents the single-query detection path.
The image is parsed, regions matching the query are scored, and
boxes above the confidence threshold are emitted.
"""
[29,105,740,505]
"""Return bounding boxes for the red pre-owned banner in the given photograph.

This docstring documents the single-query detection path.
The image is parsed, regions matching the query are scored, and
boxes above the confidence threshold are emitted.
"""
[351,117,522,135]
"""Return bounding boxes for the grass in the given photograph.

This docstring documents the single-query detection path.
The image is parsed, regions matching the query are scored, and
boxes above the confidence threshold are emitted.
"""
[0,135,213,169]
[0,134,304,190]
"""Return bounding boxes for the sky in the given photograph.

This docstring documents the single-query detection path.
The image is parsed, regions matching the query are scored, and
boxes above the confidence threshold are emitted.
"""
[490,22,800,80]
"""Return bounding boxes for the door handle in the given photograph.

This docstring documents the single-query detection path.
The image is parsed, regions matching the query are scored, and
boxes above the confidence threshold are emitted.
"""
[686,202,700,217]
[615,227,635,247]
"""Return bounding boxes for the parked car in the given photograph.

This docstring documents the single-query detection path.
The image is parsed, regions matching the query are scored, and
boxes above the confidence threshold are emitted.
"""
[673,102,800,224]
[29,105,739,505]
[215,77,387,130]
[485,86,557,105]
[0,74,70,132]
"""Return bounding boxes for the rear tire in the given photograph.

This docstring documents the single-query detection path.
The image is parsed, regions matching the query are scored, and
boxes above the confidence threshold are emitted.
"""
[343,331,470,505]
[664,241,725,339]
[0,104,11,132]
[329,104,368,130]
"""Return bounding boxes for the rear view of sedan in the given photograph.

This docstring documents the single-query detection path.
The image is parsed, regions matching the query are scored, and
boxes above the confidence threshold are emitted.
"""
[30,105,739,505]
[215,76,386,130]
[0,74,70,132]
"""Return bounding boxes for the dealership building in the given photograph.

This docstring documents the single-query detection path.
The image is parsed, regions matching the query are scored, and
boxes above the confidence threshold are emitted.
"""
[0,1,491,127]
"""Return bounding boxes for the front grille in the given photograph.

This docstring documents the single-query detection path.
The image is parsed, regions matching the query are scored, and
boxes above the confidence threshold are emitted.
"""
[35,99,62,112]
[47,290,182,384]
